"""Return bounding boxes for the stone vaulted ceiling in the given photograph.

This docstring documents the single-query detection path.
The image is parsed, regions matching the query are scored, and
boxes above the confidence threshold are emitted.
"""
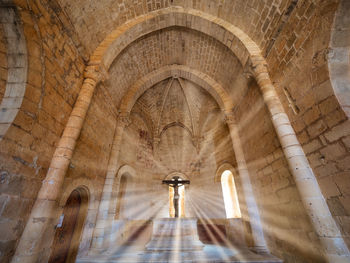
[56,0,296,57]
[105,27,247,110]
[133,77,220,138]
[130,77,225,174]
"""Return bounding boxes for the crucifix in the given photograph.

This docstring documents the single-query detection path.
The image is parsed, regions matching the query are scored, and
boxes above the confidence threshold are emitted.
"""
[162,176,190,218]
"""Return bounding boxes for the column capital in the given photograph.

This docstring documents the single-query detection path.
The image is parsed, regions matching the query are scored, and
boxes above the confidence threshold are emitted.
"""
[243,59,255,79]
[244,56,271,81]
[153,135,161,144]
[84,64,109,83]
[153,134,161,159]
[223,111,237,125]
[117,111,131,127]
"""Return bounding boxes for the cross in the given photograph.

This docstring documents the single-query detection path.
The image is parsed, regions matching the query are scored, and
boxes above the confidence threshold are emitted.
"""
[162,176,190,218]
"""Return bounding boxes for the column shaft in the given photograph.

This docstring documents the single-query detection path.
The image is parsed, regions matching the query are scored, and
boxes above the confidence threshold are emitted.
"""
[11,66,101,263]
[91,114,129,250]
[254,65,350,262]
[226,116,268,253]
[153,136,161,161]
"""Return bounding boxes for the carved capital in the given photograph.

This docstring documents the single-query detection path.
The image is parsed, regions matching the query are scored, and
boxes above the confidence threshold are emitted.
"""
[117,112,131,127]
[153,136,161,156]
[223,111,236,125]
[153,135,161,144]
[84,64,109,83]
[243,59,254,79]
[246,56,269,78]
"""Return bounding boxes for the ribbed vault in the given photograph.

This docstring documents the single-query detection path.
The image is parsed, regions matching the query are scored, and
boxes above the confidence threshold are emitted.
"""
[7,2,350,263]
[130,76,223,175]
[106,26,247,111]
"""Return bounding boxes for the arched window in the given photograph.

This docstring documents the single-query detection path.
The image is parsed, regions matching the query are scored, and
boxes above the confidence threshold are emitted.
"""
[115,174,128,219]
[221,170,241,218]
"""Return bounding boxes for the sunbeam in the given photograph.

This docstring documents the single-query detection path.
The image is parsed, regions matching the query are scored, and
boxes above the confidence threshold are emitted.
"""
[78,70,300,263]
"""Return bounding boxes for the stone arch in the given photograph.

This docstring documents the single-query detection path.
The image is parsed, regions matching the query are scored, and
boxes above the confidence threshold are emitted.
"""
[163,171,189,181]
[119,65,231,113]
[113,165,136,219]
[220,169,241,219]
[159,121,193,139]
[0,3,28,141]
[59,178,97,258]
[90,7,261,70]
[89,7,271,118]
[60,179,95,208]
[215,162,236,183]
[328,0,350,117]
[116,164,136,181]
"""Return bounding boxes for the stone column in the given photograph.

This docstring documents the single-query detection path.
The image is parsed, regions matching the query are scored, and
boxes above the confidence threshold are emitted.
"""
[153,135,161,161]
[224,113,269,254]
[192,136,202,154]
[91,112,130,251]
[11,65,104,263]
[252,57,350,262]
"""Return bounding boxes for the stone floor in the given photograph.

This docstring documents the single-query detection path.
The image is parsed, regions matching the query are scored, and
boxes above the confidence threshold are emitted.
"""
[78,218,282,262]
[77,245,283,263]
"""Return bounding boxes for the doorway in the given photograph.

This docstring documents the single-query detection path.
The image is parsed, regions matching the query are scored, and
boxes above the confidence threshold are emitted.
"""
[48,188,88,263]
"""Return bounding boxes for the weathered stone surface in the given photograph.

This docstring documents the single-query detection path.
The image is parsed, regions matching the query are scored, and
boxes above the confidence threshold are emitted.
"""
[0,1,350,263]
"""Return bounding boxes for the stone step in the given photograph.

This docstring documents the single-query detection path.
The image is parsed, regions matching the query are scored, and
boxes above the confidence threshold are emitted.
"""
[77,245,283,263]
[145,218,205,251]
[145,239,204,251]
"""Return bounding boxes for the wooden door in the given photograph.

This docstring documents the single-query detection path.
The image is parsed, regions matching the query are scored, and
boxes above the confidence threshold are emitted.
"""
[49,190,81,263]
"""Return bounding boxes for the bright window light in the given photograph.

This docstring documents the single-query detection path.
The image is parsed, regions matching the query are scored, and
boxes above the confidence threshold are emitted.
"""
[221,170,241,218]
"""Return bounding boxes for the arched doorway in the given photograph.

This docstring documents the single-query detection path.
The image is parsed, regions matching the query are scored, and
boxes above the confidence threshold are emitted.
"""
[49,188,89,263]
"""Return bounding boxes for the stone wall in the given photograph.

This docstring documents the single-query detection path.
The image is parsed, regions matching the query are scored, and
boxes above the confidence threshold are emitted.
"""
[0,22,7,102]
[0,0,349,262]
[0,1,85,262]
[266,0,350,250]
[329,0,350,116]
[56,0,304,58]
[106,27,243,109]
[117,114,168,220]
[112,82,249,247]
[234,81,326,262]
[63,83,117,256]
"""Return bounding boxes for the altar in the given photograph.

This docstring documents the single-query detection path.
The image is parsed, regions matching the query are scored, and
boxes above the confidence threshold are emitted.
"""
[145,218,204,251]
[78,216,283,263]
